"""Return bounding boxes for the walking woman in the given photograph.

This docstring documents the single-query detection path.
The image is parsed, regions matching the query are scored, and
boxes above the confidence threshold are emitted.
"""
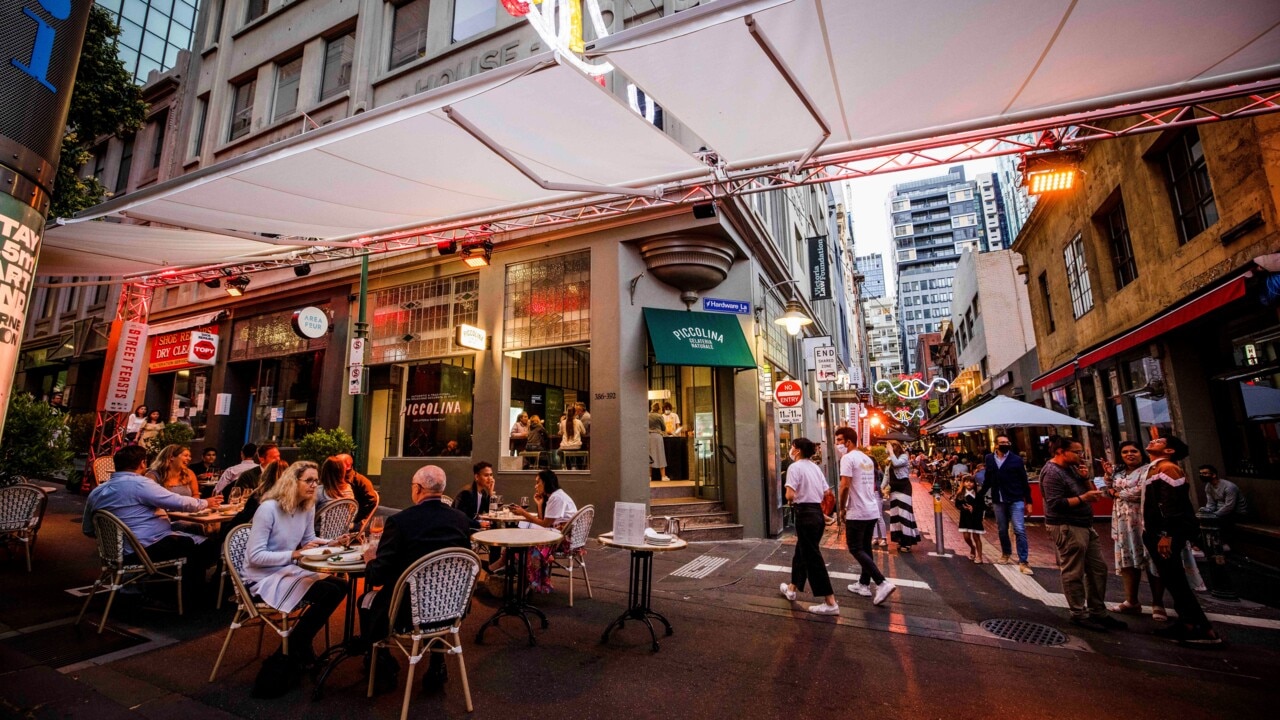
[779,438,838,615]
[886,441,921,552]
[1106,440,1166,619]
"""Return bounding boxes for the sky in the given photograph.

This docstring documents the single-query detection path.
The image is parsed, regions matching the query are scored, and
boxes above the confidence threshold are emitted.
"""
[842,158,1000,300]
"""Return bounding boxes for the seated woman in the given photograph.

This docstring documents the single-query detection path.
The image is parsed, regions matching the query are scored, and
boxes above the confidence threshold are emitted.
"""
[523,416,549,469]
[507,470,578,593]
[314,456,378,534]
[147,445,202,534]
[243,461,348,668]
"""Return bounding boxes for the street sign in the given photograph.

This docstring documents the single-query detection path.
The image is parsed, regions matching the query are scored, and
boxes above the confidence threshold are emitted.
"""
[702,297,751,314]
[348,366,366,395]
[813,345,837,382]
[349,337,365,366]
[774,379,803,423]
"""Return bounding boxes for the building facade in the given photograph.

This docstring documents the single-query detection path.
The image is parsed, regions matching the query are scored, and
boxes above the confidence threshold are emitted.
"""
[974,172,1013,251]
[855,253,886,300]
[96,0,200,83]
[949,249,1037,404]
[1013,111,1280,557]
[863,295,902,383]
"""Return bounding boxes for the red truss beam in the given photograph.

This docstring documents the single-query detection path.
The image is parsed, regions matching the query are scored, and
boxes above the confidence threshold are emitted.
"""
[136,79,1280,287]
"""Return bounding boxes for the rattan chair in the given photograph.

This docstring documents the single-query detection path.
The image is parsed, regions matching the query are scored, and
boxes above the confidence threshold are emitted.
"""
[314,498,357,540]
[76,510,185,633]
[550,504,595,607]
[92,456,115,486]
[440,495,453,507]
[0,484,47,572]
[368,547,481,717]
[209,524,306,682]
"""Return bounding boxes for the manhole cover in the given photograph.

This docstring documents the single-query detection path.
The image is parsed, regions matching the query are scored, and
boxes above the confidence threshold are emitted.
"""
[979,619,1068,646]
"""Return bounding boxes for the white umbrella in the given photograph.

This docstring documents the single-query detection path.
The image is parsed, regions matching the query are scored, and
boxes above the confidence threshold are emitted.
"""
[933,395,1092,434]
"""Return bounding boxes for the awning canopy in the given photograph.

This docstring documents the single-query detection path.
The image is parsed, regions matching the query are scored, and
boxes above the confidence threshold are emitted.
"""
[932,395,1092,434]
[643,308,756,369]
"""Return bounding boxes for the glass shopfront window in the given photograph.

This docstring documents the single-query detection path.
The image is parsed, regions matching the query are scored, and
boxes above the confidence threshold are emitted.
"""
[397,357,475,457]
[171,368,211,438]
[230,307,330,447]
[1213,331,1280,478]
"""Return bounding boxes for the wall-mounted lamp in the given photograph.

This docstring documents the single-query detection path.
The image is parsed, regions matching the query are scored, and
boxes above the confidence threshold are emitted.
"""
[225,275,251,297]
[459,240,493,268]
[203,278,221,289]
[776,298,813,336]
[294,263,312,277]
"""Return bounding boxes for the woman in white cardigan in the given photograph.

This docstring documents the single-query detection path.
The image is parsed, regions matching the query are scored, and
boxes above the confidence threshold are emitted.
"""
[244,461,347,666]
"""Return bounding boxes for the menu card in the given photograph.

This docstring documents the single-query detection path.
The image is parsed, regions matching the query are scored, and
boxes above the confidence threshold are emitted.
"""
[613,502,648,546]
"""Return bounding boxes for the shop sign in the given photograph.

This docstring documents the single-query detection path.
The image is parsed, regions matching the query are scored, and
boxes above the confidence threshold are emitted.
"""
[808,236,831,301]
[402,363,474,456]
[101,320,148,413]
[455,323,486,350]
[149,323,219,372]
[187,331,218,366]
[291,306,329,339]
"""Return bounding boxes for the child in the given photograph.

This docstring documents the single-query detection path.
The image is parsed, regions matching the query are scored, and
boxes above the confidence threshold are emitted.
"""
[955,473,985,563]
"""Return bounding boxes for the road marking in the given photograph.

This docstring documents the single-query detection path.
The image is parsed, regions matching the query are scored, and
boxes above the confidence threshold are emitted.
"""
[754,564,932,590]
[671,555,731,579]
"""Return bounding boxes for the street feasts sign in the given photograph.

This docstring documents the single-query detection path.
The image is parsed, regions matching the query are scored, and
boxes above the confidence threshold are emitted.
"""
[100,320,148,413]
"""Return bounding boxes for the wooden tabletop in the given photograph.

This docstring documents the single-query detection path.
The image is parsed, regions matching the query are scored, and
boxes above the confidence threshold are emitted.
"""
[471,527,562,548]
[598,533,689,553]
[169,505,242,526]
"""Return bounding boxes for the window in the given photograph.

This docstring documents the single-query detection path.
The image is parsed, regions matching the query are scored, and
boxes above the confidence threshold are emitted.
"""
[508,346,590,467]
[452,0,495,42]
[401,357,475,457]
[1102,195,1139,290]
[948,187,973,203]
[893,223,913,237]
[245,0,267,24]
[320,33,355,100]
[1063,234,1094,318]
[951,213,977,228]
[370,274,480,363]
[390,0,429,69]
[891,198,910,212]
[92,144,108,185]
[190,95,208,157]
[229,77,255,140]
[115,135,134,193]
[1038,271,1055,334]
[150,109,168,169]
[1161,128,1218,243]
[273,56,302,121]
[503,251,590,350]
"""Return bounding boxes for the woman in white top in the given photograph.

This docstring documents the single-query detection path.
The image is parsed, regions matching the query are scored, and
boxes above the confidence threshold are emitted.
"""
[244,461,348,666]
[510,470,578,593]
[558,406,587,468]
[125,405,148,442]
[779,438,838,615]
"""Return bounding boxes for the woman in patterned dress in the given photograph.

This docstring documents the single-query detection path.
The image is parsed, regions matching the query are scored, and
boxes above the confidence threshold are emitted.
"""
[1107,440,1165,619]
[885,442,921,551]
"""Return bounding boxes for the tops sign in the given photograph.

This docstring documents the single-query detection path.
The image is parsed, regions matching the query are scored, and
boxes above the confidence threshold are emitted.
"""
[291,306,329,339]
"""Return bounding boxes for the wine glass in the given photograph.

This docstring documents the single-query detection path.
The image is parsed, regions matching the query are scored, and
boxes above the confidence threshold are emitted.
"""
[520,496,529,509]
[369,516,385,536]
[228,487,243,506]
[491,494,503,510]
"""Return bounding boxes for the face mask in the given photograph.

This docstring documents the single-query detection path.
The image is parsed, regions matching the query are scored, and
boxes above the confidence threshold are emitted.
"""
[998,444,1011,452]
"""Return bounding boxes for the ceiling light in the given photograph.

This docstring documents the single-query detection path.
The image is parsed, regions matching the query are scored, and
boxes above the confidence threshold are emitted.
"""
[294,263,312,277]
[775,299,812,336]
[203,279,221,289]
[459,240,493,268]
[225,275,250,297]
[1021,149,1083,196]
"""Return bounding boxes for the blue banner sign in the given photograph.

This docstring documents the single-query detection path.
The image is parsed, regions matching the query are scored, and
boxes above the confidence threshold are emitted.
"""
[702,298,751,315]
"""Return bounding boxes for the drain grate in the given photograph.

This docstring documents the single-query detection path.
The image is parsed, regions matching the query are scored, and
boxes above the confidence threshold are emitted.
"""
[979,619,1068,646]
[0,623,149,669]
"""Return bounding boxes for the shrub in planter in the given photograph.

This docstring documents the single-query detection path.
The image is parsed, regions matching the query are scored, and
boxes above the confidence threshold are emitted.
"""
[145,422,196,456]
[297,427,356,464]
[0,393,74,486]
[66,412,96,455]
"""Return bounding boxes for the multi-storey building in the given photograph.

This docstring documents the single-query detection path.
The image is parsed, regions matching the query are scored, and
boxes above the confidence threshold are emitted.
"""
[949,249,1037,404]
[996,138,1036,242]
[974,172,1013,251]
[863,295,902,382]
[96,0,200,83]
[855,253,886,300]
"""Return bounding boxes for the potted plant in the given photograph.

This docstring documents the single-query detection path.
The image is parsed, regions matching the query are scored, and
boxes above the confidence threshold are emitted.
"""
[297,427,356,464]
[0,393,74,487]
[145,421,196,456]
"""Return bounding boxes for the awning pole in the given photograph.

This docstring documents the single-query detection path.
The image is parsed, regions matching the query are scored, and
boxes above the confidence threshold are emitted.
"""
[743,14,831,173]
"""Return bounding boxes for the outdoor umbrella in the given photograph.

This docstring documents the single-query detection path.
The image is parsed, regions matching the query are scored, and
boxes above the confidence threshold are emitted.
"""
[933,395,1092,434]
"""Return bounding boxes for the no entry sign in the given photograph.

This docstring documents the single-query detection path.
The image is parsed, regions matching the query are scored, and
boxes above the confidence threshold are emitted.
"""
[774,379,804,423]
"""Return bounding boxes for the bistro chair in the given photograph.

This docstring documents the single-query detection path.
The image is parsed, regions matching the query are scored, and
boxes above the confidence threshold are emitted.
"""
[0,484,47,572]
[550,504,595,607]
[210,524,305,682]
[368,547,481,718]
[76,510,185,633]
[314,498,357,540]
[92,456,115,486]
[440,494,453,507]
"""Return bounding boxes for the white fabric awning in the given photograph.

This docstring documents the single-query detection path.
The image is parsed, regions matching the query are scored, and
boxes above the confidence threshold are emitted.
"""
[934,395,1092,434]
[591,0,1280,169]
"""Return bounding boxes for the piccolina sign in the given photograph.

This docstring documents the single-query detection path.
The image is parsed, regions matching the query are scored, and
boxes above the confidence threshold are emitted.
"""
[0,1,95,436]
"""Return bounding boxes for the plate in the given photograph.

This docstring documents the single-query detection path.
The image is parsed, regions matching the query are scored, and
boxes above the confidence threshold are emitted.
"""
[326,557,365,567]
[300,546,342,559]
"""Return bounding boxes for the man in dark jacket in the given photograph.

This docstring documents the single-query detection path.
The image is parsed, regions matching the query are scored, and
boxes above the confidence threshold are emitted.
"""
[980,433,1033,574]
[359,465,472,694]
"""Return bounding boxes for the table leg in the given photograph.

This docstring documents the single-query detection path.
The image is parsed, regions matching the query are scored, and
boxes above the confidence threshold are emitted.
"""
[476,547,547,646]
[602,550,673,651]
[313,572,363,699]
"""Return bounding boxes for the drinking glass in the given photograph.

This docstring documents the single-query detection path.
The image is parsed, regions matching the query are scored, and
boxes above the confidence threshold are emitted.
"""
[491,494,503,509]
[228,487,243,506]
[520,496,529,509]
[369,516,385,536]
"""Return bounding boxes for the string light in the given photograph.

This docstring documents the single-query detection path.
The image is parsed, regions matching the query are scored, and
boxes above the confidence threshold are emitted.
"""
[875,375,951,401]
[510,0,615,77]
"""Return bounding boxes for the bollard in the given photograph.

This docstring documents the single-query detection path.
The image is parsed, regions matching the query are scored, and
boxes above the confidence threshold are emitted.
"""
[1196,511,1238,601]
[928,490,953,558]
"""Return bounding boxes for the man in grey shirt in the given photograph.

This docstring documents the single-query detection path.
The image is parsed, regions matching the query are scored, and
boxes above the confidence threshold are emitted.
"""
[1198,464,1247,547]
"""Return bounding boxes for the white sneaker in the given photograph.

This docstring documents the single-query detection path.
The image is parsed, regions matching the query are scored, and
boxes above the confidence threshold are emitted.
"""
[847,582,873,597]
[873,580,897,606]
[808,602,840,615]
[779,583,797,601]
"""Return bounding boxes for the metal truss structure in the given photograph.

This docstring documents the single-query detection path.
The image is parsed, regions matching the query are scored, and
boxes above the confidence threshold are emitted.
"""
[128,77,1280,289]
[84,284,153,490]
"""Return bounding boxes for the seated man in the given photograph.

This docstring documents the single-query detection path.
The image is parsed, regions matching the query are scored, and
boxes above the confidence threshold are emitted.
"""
[1198,465,1248,548]
[82,444,222,599]
[359,465,472,695]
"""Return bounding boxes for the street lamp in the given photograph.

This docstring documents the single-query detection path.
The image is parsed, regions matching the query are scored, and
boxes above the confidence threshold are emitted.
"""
[761,279,814,337]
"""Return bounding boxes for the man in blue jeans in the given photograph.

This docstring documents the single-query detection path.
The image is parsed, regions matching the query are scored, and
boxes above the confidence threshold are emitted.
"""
[980,433,1034,575]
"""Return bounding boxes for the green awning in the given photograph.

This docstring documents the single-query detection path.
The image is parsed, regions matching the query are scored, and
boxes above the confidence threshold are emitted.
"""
[643,308,757,369]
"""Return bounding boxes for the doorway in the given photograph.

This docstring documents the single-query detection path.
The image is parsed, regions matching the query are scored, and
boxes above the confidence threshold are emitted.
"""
[649,364,730,502]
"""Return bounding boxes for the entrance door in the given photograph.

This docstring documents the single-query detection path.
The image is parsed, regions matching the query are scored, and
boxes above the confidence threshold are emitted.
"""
[687,366,722,502]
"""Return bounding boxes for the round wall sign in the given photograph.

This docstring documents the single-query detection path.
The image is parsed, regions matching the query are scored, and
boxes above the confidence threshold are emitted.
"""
[291,306,329,339]
[774,379,803,408]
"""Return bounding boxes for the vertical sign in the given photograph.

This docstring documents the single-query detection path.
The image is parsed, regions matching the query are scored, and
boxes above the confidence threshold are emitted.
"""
[99,320,148,413]
[807,236,831,301]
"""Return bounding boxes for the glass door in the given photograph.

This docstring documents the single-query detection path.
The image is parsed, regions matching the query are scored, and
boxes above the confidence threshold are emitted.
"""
[688,366,721,502]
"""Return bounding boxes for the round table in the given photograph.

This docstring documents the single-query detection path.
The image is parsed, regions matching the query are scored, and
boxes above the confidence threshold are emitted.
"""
[478,511,524,527]
[471,527,563,646]
[598,534,688,651]
[300,549,368,698]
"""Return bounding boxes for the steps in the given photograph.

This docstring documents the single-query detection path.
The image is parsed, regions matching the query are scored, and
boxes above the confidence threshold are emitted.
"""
[649,480,743,541]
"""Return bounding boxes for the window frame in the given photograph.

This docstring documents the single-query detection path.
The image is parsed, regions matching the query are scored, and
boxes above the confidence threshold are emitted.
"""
[1038,271,1056,334]
[389,0,430,70]
[1063,233,1094,319]
[320,32,355,101]
[272,55,303,122]
[1160,128,1218,244]
[1101,194,1139,290]
[228,77,256,141]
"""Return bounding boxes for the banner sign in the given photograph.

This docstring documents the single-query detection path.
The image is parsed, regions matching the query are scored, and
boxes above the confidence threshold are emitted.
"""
[149,323,219,372]
[808,236,831,301]
[101,320,149,413]
[0,193,44,429]
[814,345,838,382]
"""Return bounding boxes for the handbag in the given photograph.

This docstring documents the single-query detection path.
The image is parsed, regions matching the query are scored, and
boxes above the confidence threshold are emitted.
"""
[821,486,836,516]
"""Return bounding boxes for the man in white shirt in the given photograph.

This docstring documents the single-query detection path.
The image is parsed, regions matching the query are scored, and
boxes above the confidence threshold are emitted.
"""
[213,442,258,496]
[836,427,896,606]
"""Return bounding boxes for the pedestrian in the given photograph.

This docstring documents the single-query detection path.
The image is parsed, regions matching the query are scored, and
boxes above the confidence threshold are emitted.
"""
[980,433,1034,575]
[1105,440,1165,619]
[779,438,839,615]
[885,441,921,552]
[836,428,896,605]
[1144,433,1222,645]
[648,402,669,481]
[125,404,148,443]
[1041,435,1126,633]
[955,473,985,563]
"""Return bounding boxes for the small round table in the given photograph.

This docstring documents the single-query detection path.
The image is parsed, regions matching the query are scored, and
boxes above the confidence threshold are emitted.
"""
[300,550,367,698]
[471,527,563,646]
[598,534,688,651]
